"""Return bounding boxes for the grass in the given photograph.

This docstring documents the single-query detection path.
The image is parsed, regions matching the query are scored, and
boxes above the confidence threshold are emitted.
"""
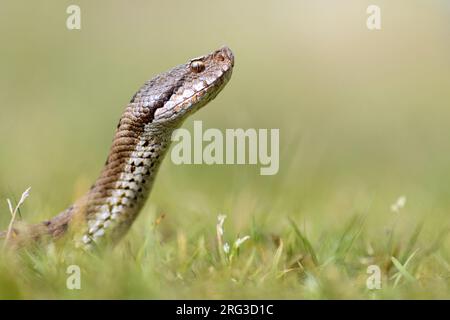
[0,185,449,299]
[2,187,31,249]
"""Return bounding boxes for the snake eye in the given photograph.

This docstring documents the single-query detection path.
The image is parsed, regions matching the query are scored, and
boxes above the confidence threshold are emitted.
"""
[190,60,205,73]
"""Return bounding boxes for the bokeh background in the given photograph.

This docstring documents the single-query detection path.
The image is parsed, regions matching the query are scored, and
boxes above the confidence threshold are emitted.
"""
[0,0,449,298]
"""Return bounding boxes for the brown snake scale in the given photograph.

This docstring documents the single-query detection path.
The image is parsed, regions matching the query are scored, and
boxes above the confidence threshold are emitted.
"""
[0,46,234,249]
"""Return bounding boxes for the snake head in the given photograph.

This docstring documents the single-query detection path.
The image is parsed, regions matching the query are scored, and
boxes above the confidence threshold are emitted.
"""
[128,46,234,127]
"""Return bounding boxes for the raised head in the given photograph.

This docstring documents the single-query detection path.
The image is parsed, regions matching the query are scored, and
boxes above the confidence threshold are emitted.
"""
[129,46,234,126]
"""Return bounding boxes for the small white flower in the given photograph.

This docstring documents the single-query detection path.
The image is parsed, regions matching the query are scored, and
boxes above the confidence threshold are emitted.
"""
[234,235,250,248]
[223,242,230,254]
[390,195,407,213]
[397,196,406,208]
[217,214,227,236]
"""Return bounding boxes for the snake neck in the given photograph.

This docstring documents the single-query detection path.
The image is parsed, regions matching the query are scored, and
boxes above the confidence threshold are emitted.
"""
[78,112,176,248]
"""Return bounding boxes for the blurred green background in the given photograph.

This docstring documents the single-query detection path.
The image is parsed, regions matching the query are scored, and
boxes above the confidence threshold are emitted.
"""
[0,0,449,298]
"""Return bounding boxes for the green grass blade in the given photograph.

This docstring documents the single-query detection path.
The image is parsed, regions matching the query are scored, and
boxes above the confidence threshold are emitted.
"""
[288,217,319,266]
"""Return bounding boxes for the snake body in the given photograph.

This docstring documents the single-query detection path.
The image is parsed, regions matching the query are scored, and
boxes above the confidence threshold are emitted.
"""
[1,46,234,249]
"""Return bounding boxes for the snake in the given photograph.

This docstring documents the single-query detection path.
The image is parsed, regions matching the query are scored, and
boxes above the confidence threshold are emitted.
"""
[0,46,234,249]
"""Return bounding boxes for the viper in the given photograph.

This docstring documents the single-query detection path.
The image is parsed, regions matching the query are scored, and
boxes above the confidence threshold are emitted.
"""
[0,46,234,249]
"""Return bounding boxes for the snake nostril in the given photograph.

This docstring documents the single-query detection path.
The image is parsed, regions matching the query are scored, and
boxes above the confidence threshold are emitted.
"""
[216,54,225,62]
[220,46,234,66]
